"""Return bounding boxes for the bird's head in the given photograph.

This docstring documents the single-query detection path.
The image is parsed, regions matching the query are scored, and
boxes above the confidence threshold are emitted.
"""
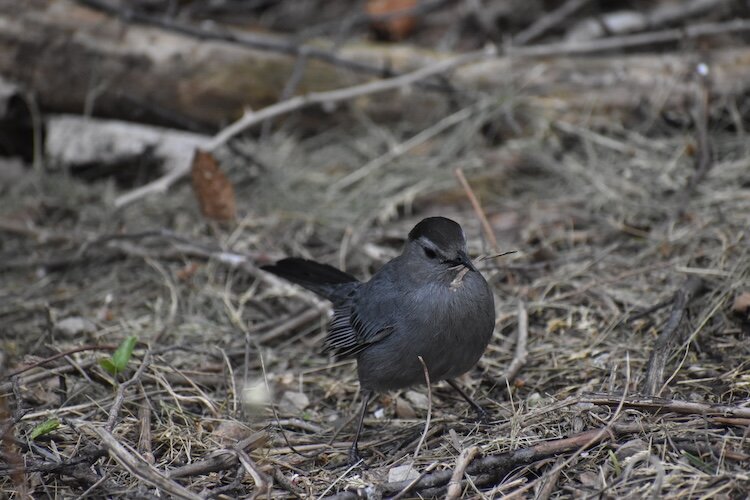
[404,216,477,274]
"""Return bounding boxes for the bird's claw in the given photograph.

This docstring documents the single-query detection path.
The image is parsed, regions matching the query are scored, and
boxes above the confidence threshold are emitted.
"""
[348,447,366,467]
[472,406,492,424]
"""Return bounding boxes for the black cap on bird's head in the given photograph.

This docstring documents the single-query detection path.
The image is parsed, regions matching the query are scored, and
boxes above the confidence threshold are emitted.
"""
[408,217,465,247]
[407,217,476,271]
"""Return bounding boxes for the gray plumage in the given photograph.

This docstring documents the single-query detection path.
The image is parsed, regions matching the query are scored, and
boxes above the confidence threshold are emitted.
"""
[262,216,496,391]
[263,216,496,463]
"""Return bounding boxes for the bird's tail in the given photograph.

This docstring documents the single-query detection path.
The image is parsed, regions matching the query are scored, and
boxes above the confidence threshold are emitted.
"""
[261,257,358,302]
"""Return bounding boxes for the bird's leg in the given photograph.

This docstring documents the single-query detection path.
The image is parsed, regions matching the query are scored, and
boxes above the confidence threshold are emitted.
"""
[349,390,373,465]
[446,379,490,422]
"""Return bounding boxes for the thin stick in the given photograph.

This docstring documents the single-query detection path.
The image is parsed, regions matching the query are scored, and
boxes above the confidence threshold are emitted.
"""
[536,456,566,500]
[676,69,713,216]
[208,49,490,150]
[509,18,750,58]
[642,276,704,395]
[258,307,324,343]
[0,361,97,394]
[333,104,482,191]
[106,349,152,431]
[454,168,498,252]
[499,301,529,386]
[235,446,273,499]
[316,460,363,500]
[167,430,269,479]
[391,462,439,500]
[76,0,451,83]
[137,384,154,464]
[478,250,517,262]
[90,425,203,500]
[512,0,592,45]
[413,355,432,461]
[272,468,304,499]
[6,345,118,378]
[446,446,481,500]
[379,423,642,495]
[579,393,750,419]
[0,381,28,497]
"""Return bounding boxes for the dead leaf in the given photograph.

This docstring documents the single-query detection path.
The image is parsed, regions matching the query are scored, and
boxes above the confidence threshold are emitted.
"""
[96,307,114,322]
[578,471,599,488]
[190,149,236,222]
[212,421,251,445]
[615,438,648,461]
[366,0,417,41]
[19,361,62,406]
[732,292,750,316]
[176,262,200,281]
[394,396,416,419]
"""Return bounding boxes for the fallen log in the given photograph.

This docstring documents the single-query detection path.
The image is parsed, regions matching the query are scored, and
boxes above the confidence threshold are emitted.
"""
[3,0,750,132]
[45,115,208,175]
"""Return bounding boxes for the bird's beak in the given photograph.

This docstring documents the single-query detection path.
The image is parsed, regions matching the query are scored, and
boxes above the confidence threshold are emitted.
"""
[457,250,477,272]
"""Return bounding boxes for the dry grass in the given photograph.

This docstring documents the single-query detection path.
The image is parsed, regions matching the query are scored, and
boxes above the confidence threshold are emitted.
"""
[1,81,749,498]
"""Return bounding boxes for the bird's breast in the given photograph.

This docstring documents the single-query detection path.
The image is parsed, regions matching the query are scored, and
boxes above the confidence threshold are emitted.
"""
[356,272,495,390]
[410,273,494,340]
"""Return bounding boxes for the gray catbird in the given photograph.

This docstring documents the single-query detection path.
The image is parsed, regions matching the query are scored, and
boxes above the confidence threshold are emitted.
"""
[262,216,495,462]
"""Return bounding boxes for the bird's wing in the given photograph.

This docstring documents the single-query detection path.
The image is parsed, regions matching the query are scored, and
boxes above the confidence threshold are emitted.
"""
[323,307,394,359]
[322,273,400,359]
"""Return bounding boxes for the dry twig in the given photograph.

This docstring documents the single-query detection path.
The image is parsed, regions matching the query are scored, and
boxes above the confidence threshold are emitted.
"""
[512,0,592,45]
[0,375,27,497]
[106,349,151,431]
[234,446,273,499]
[413,355,433,461]
[390,462,440,500]
[499,301,529,387]
[509,18,750,57]
[642,276,704,395]
[535,456,566,500]
[137,384,154,464]
[75,0,411,79]
[454,167,498,252]
[5,344,117,378]
[580,393,750,419]
[90,425,203,500]
[446,446,481,499]
[377,423,642,495]
[168,430,269,479]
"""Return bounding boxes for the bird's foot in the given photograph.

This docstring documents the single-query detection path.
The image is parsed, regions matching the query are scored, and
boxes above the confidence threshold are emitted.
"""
[446,379,492,424]
[470,404,492,424]
[348,446,366,467]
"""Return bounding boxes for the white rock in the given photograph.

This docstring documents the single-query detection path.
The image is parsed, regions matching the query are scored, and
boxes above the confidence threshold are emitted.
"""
[405,390,429,410]
[280,391,309,413]
[388,464,419,482]
[55,317,96,337]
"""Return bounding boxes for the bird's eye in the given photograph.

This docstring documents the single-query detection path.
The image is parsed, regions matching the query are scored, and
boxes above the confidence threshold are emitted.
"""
[423,247,437,259]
